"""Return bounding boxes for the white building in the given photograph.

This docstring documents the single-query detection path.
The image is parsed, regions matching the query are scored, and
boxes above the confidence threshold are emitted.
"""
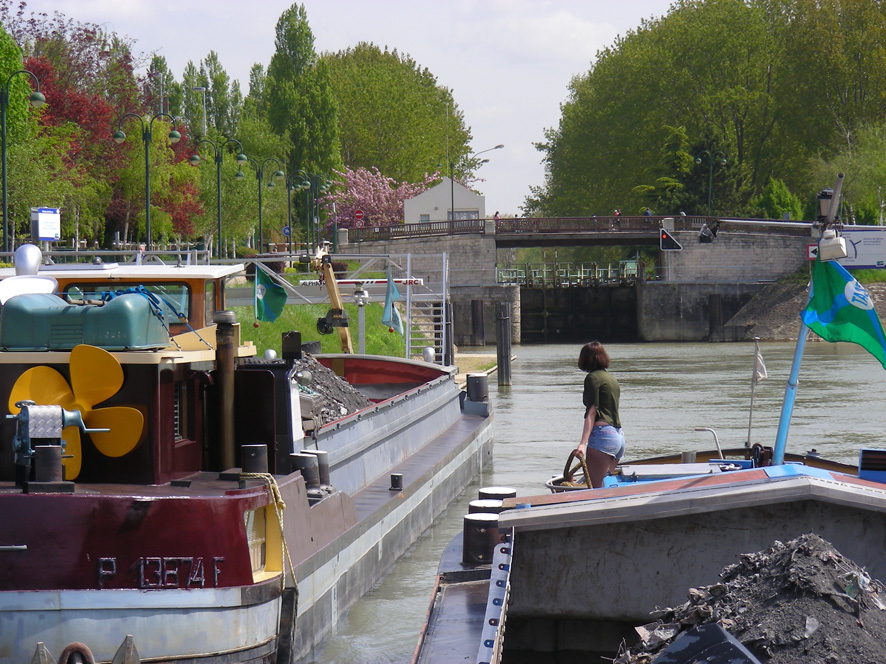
[403,178,486,224]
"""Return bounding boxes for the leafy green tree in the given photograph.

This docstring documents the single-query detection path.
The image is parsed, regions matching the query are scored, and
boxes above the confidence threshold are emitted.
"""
[265,3,341,175]
[145,56,178,117]
[323,43,471,183]
[749,177,803,221]
[632,125,696,214]
[810,121,886,225]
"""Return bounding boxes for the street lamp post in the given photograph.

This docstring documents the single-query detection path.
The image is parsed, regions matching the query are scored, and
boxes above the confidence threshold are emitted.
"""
[189,138,247,259]
[241,157,284,253]
[695,150,727,216]
[294,171,330,254]
[193,86,207,137]
[114,113,181,251]
[148,70,164,114]
[450,144,503,222]
[1,69,46,254]
[286,177,296,255]
[295,170,312,252]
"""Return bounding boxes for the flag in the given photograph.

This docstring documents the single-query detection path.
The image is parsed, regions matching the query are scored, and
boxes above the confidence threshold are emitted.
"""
[382,268,403,334]
[753,347,767,385]
[801,256,886,369]
[254,265,287,322]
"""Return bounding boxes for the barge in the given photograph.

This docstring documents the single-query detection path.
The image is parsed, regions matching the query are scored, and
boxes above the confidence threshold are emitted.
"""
[0,245,493,664]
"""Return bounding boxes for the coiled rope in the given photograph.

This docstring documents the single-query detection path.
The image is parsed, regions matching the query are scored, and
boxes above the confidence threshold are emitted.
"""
[241,472,298,599]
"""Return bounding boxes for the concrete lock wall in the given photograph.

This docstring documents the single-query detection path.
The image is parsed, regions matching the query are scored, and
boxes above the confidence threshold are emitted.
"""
[342,226,813,344]
[661,230,811,283]
[637,281,766,342]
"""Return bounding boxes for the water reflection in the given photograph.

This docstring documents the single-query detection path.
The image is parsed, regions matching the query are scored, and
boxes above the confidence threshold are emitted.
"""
[312,340,886,662]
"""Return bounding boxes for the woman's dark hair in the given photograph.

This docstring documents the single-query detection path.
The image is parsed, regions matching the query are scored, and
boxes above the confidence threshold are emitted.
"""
[578,341,610,372]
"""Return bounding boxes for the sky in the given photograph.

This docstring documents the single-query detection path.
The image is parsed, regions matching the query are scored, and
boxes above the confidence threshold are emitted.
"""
[21,0,676,215]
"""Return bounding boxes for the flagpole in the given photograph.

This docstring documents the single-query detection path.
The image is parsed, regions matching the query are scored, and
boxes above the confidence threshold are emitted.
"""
[773,298,812,466]
[746,337,760,448]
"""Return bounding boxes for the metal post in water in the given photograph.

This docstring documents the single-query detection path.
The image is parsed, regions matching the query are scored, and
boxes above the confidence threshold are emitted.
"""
[496,302,512,386]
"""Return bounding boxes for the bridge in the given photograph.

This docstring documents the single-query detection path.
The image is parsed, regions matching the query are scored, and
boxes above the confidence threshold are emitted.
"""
[339,215,816,346]
[346,214,812,248]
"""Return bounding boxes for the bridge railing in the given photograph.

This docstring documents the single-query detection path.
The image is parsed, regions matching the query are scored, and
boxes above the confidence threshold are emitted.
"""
[498,261,641,287]
[348,218,485,242]
[496,215,813,236]
[343,215,813,243]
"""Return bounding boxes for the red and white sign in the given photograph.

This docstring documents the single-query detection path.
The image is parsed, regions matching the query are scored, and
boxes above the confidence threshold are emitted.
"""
[354,209,364,228]
[807,243,818,260]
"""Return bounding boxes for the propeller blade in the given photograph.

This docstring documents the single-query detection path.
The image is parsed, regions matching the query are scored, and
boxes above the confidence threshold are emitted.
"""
[61,428,82,480]
[70,345,124,408]
[8,366,75,412]
[86,407,144,458]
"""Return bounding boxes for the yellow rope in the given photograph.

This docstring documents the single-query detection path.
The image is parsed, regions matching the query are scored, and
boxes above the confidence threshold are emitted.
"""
[241,472,297,598]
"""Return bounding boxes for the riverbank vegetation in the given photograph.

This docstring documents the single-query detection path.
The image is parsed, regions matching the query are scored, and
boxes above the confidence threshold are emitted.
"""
[0,0,884,256]
[528,1,886,225]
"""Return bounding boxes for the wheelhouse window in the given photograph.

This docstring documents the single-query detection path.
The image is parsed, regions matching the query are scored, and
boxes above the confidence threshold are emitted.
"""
[64,282,192,324]
[204,281,215,328]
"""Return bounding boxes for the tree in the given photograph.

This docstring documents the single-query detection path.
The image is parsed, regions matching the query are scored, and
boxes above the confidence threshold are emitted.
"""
[749,177,803,221]
[321,166,438,230]
[323,43,471,183]
[265,3,341,175]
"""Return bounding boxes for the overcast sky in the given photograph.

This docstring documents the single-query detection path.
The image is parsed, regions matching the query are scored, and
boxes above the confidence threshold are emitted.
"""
[22,0,675,214]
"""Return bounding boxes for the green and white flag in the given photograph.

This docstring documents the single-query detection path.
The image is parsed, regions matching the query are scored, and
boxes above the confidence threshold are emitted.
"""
[382,268,403,334]
[254,265,287,322]
[801,256,886,369]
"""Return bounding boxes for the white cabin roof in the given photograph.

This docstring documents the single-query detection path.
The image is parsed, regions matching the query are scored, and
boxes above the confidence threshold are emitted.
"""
[0,262,246,283]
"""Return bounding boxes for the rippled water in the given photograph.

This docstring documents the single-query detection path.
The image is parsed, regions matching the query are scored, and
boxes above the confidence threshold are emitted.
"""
[311,340,886,663]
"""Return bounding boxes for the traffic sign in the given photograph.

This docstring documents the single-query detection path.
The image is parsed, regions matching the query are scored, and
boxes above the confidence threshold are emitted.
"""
[659,228,682,251]
[354,209,364,221]
[282,226,291,237]
[355,220,364,228]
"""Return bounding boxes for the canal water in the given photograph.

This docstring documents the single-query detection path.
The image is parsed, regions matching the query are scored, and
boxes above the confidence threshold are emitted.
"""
[311,340,886,663]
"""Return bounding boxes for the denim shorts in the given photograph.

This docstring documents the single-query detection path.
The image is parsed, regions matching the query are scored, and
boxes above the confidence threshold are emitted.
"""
[587,424,625,461]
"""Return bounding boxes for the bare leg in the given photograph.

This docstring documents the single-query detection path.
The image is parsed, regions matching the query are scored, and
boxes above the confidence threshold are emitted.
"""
[585,448,614,488]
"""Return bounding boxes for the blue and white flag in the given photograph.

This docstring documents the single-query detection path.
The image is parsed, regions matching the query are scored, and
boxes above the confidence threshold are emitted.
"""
[382,268,403,334]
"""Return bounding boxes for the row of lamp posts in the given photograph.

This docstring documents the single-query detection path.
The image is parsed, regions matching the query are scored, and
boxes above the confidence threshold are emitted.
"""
[2,65,331,257]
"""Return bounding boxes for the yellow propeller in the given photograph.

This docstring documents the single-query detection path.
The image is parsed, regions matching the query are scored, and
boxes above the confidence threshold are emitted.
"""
[8,345,144,479]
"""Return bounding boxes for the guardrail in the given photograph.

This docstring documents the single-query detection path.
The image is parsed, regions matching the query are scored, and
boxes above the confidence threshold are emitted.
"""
[6,247,213,265]
[348,218,485,242]
[345,215,813,242]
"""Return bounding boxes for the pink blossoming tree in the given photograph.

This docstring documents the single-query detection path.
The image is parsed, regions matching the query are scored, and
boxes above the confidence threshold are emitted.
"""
[321,166,440,229]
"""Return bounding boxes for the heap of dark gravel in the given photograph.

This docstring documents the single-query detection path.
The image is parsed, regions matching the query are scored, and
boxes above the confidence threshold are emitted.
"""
[289,354,372,424]
[616,534,886,664]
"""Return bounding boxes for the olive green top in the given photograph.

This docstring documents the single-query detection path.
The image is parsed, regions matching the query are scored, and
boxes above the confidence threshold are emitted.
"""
[583,368,621,428]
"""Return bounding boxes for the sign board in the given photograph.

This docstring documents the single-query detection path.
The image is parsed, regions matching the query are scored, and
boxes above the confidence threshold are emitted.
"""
[807,244,818,260]
[282,226,291,237]
[354,209,364,221]
[30,207,60,242]
[298,278,424,286]
[355,220,364,228]
[839,227,886,268]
